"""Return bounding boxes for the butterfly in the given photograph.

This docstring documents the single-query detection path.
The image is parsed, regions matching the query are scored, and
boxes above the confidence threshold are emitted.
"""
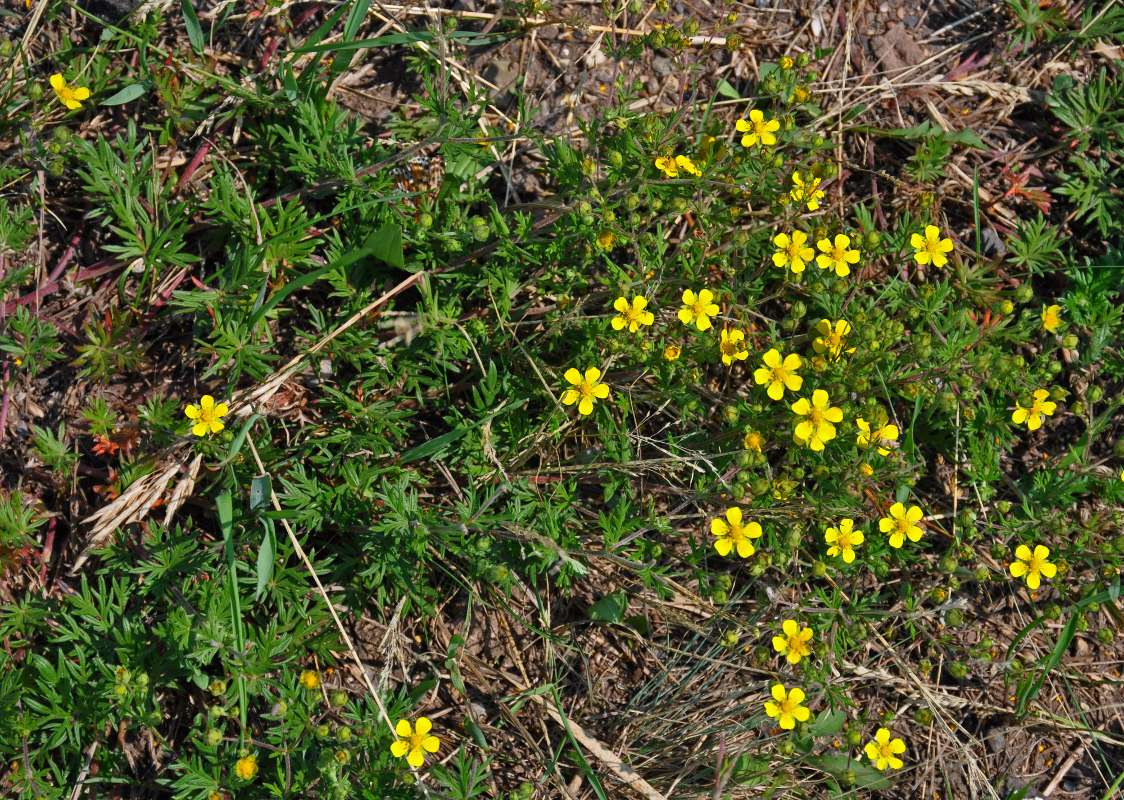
[390,154,445,211]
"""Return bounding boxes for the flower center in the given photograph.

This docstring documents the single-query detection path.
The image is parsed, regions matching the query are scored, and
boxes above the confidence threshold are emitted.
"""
[771,366,788,383]
[790,637,810,657]
[1027,554,1044,574]
[924,238,941,255]
[876,742,893,758]
[721,340,742,356]
[778,698,798,715]
[895,518,910,535]
[691,301,707,315]
[578,381,595,398]
[786,243,802,260]
[831,246,846,260]
[726,522,745,541]
[806,407,824,427]
[409,733,426,750]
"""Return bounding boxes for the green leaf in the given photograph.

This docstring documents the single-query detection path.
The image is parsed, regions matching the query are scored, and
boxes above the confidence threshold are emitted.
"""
[806,754,892,790]
[249,474,272,513]
[1015,612,1078,715]
[588,591,627,623]
[254,520,276,601]
[181,0,204,54]
[399,398,526,463]
[364,222,403,269]
[809,708,847,736]
[715,79,741,100]
[342,0,371,41]
[101,82,150,105]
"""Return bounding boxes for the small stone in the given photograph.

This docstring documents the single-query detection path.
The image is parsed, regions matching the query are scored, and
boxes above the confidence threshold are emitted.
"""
[652,57,672,76]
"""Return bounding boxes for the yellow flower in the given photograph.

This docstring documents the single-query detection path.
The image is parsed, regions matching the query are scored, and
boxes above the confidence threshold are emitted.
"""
[791,86,810,103]
[812,318,856,362]
[1009,544,1057,590]
[663,345,681,361]
[235,754,258,780]
[855,417,899,456]
[300,670,321,690]
[789,171,824,211]
[859,462,874,476]
[611,296,654,333]
[865,728,906,770]
[719,329,748,366]
[780,56,794,69]
[735,109,780,148]
[677,288,720,331]
[596,229,616,249]
[815,234,860,277]
[49,73,91,110]
[791,389,842,451]
[561,367,610,416]
[764,684,810,730]
[772,230,815,274]
[390,717,440,768]
[655,156,678,177]
[1012,388,1057,431]
[772,620,814,665]
[824,518,863,563]
[185,395,230,437]
[910,225,954,268]
[753,348,803,401]
[1042,304,1062,333]
[710,506,762,558]
[743,430,764,453]
[675,154,702,176]
[879,502,924,548]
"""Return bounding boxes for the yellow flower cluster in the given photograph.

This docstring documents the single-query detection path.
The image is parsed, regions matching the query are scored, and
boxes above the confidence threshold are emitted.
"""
[655,154,701,178]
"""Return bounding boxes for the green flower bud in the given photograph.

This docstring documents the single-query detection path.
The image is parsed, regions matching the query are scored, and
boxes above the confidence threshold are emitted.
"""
[1043,603,1062,621]
[841,770,856,787]
[1062,334,1079,349]
[205,728,223,746]
[1088,385,1103,403]
[914,707,933,725]
[337,726,352,742]
[1015,284,1033,303]
[945,609,963,627]
[607,149,623,169]
[845,728,863,747]
[948,661,968,679]
[780,740,796,756]
[330,690,349,707]
[1097,627,1115,644]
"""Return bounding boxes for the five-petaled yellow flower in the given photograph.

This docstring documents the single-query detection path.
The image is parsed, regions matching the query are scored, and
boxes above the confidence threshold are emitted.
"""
[678,288,720,331]
[789,171,825,211]
[735,109,780,148]
[300,670,321,690]
[855,417,899,456]
[865,728,906,770]
[711,506,762,558]
[655,156,678,177]
[675,154,702,176]
[764,684,810,730]
[754,349,803,401]
[561,367,610,416]
[812,318,856,362]
[611,296,654,333]
[719,329,749,366]
[663,345,681,361]
[185,395,229,437]
[1012,389,1057,431]
[772,620,814,665]
[880,502,924,548]
[911,225,954,268]
[596,229,616,249]
[390,717,441,768]
[743,430,764,453]
[1009,544,1057,590]
[791,389,842,451]
[815,234,860,277]
[235,754,258,780]
[825,518,863,563]
[773,230,815,274]
[49,73,91,110]
[1041,304,1062,333]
